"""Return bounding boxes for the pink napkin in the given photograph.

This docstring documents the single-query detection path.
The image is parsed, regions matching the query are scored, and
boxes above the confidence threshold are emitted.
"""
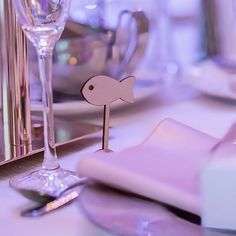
[78,118,220,215]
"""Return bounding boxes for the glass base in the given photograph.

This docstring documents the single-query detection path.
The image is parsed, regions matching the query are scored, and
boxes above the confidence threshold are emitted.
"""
[9,167,81,197]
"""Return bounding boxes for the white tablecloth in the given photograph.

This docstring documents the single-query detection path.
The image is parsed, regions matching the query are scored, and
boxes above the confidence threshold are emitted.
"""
[1,83,236,236]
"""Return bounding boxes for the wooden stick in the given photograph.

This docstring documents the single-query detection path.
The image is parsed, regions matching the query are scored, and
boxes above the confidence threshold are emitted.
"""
[102,104,110,151]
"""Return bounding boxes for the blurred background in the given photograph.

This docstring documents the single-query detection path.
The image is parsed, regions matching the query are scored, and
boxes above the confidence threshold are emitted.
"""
[29,0,236,116]
[29,0,202,105]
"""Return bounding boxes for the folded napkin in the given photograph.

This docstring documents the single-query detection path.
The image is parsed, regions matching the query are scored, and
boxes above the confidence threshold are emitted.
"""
[78,118,223,215]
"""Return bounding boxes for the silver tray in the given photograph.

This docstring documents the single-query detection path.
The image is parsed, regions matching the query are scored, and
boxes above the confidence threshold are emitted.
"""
[0,115,101,166]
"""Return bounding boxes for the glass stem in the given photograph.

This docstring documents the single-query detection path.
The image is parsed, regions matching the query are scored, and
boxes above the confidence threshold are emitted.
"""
[37,51,59,171]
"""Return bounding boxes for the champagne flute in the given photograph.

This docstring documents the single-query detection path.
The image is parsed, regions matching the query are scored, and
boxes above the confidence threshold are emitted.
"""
[10,0,80,195]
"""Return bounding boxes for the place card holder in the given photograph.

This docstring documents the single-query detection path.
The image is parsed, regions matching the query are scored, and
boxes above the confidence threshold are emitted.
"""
[81,75,135,152]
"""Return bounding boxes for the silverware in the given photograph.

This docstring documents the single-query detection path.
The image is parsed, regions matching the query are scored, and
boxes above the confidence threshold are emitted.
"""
[14,177,87,204]
[21,188,81,217]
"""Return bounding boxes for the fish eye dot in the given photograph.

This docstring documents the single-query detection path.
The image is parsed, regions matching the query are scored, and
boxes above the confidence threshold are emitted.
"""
[89,85,94,91]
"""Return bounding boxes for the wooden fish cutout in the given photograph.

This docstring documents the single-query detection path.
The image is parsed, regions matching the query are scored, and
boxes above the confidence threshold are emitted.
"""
[82,75,136,152]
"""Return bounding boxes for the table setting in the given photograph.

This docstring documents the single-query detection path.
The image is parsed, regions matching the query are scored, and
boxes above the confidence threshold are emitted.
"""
[2,0,236,235]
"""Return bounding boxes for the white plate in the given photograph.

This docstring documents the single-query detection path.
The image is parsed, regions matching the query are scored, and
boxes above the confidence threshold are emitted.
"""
[31,79,159,116]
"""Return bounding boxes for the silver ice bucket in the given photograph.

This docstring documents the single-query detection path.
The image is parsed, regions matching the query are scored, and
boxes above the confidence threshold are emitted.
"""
[29,10,149,96]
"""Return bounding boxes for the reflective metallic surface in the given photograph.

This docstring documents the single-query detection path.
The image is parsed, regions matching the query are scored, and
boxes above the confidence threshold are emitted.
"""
[21,190,80,217]
[0,0,32,158]
[0,117,101,166]
[29,10,149,95]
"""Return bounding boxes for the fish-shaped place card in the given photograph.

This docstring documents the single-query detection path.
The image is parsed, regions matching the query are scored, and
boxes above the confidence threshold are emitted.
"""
[82,75,136,152]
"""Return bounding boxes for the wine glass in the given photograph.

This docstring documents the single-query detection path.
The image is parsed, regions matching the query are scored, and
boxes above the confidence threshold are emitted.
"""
[10,0,80,195]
